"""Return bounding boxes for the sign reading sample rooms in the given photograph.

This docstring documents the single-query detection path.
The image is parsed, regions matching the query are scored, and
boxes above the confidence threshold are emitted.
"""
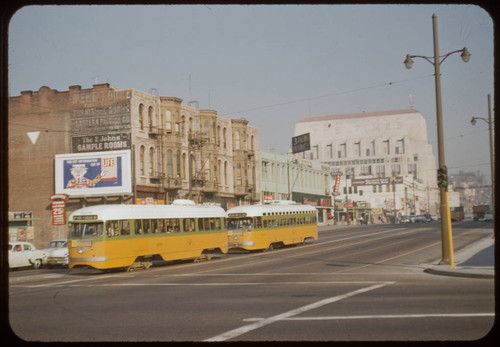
[71,104,131,153]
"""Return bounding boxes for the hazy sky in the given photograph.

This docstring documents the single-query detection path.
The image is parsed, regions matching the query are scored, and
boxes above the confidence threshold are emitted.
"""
[8,4,494,183]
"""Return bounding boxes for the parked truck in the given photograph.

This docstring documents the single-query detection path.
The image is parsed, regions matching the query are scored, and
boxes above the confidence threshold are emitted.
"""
[472,205,490,221]
[450,206,464,222]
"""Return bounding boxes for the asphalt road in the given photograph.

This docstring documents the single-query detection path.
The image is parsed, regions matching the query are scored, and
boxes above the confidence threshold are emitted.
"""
[7,221,495,342]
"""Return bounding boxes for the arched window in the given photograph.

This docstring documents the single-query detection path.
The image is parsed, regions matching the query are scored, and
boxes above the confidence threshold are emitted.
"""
[139,104,144,130]
[149,147,155,175]
[176,151,181,177]
[223,128,227,148]
[148,106,154,132]
[217,125,221,147]
[139,145,145,175]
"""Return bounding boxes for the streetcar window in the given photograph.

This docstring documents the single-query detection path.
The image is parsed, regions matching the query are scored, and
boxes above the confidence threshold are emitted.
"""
[151,219,159,233]
[69,222,103,238]
[263,219,267,228]
[106,221,120,237]
[135,220,143,235]
[120,220,130,235]
[255,217,262,228]
[143,219,151,234]
[184,218,195,232]
[165,218,180,232]
[159,219,166,233]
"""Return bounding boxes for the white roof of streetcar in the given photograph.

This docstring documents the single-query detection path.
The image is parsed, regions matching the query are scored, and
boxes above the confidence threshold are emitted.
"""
[69,200,226,221]
[226,200,317,218]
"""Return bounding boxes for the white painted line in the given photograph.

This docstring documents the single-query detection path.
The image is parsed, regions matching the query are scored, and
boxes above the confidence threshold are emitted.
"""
[13,280,386,288]
[283,313,495,320]
[204,281,394,342]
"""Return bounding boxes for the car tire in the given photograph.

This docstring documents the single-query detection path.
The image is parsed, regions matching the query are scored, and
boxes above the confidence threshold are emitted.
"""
[32,259,42,269]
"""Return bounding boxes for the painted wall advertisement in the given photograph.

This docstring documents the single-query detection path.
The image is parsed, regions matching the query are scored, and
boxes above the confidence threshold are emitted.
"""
[55,150,132,197]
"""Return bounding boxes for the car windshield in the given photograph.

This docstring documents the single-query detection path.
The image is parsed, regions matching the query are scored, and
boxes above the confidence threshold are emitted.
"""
[48,241,66,248]
[69,222,104,238]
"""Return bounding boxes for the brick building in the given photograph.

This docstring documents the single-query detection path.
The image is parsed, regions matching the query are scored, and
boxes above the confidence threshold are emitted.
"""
[8,84,260,247]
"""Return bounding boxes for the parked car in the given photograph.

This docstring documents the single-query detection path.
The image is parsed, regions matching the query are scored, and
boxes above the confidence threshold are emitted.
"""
[400,215,410,223]
[42,239,68,268]
[482,211,494,222]
[8,241,47,270]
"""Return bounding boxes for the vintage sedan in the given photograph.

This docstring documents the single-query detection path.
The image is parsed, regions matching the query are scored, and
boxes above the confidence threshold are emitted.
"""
[8,241,47,269]
[42,239,69,267]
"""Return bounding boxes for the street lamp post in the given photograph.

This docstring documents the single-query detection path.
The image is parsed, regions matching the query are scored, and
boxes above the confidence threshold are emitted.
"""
[404,13,471,267]
[471,94,495,222]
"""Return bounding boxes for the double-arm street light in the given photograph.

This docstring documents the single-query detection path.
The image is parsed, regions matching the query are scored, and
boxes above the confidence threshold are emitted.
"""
[404,14,471,267]
[471,94,495,222]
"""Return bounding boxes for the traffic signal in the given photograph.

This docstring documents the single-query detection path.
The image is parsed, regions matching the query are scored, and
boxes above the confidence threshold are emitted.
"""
[437,166,448,188]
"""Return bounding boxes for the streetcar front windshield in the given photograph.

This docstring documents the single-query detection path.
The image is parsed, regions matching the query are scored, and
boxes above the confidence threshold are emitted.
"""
[227,218,254,230]
[69,222,104,238]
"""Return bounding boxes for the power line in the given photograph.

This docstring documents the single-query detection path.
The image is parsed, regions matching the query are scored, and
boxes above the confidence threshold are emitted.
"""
[220,74,433,116]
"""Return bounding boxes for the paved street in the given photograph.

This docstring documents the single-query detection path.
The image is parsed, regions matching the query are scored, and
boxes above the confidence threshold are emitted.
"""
[7,221,494,342]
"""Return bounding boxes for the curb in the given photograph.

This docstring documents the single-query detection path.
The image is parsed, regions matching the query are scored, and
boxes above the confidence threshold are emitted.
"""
[424,266,494,279]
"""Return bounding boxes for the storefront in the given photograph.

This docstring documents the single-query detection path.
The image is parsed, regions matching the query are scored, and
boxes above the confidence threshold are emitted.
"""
[8,211,40,242]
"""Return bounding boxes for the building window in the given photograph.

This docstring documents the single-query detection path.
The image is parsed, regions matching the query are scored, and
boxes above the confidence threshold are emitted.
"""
[224,161,228,185]
[235,131,240,150]
[223,128,227,148]
[354,142,361,157]
[166,150,173,177]
[383,140,390,155]
[339,143,346,158]
[176,151,181,177]
[139,145,145,175]
[408,163,417,179]
[376,165,385,178]
[203,121,210,139]
[181,153,186,178]
[148,106,154,132]
[391,164,401,176]
[139,104,144,130]
[396,139,405,154]
[236,162,242,185]
[149,147,155,175]
[165,111,172,133]
[262,161,269,180]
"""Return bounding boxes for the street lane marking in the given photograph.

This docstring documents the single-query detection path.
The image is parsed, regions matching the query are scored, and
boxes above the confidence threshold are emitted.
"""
[204,281,394,342]
[11,281,388,288]
[248,313,494,321]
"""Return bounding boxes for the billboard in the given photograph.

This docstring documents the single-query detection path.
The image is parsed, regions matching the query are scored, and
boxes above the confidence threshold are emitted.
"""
[55,150,132,197]
[291,133,310,154]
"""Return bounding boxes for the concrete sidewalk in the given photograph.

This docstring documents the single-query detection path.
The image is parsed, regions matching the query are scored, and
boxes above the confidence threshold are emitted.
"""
[424,236,495,279]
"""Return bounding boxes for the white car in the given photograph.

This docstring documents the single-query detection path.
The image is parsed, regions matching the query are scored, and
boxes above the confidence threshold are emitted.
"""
[42,239,69,268]
[8,241,47,270]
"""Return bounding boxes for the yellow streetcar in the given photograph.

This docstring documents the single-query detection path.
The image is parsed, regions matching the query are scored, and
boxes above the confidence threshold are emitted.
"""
[67,200,227,270]
[226,200,318,251]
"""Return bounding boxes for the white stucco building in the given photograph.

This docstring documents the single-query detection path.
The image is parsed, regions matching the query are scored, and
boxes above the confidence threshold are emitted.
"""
[294,109,440,219]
